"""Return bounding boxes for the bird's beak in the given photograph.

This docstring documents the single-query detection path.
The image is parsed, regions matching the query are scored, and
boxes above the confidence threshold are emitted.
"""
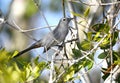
[68,18,73,22]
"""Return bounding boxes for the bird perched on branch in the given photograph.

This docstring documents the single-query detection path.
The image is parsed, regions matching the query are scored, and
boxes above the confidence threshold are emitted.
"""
[14,17,73,58]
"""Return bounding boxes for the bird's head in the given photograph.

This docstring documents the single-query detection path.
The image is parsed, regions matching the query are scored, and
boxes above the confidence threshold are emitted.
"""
[60,17,73,25]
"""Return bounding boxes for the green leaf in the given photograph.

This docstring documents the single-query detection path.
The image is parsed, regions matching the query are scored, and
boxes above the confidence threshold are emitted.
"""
[80,40,93,51]
[87,32,93,41]
[33,56,39,65]
[99,34,111,49]
[98,52,108,59]
[25,64,32,80]
[12,51,19,58]
[91,23,110,33]
[71,11,82,17]
[63,66,75,82]
[114,59,120,65]
[54,66,60,76]
[112,31,118,46]
[0,49,11,63]
[62,61,83,82]
[84,59,93,70]
[76,42,81,50]
[93,32,101,41]
[87,61,93,70]
[113,52,120,65]
[25,61,46,82]
[27,66,39,82]
[72,48,82,58]
[82,31,93,41]
[84,7,90,17]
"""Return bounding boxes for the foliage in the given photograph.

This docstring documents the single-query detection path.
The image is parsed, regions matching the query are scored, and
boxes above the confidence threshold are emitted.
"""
[67,5,120,82]
[0,49,47,83]
[60,58,93,82]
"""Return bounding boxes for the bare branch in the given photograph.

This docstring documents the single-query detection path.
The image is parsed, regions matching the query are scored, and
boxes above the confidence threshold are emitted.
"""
[12,19,56,32]
[73,34,107,63]
[49,53,55,83]
[6,21,38,41]
[73,0,120,6]
[62,0,66,18]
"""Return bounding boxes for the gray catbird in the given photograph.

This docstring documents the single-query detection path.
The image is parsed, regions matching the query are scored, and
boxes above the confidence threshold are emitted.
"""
[14,17,73,57]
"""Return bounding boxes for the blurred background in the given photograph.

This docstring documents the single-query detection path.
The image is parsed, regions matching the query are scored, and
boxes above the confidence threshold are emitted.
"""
[0,0,65,58]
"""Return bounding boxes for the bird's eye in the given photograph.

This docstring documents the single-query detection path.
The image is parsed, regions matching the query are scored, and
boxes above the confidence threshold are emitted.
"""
[62,18,66,21]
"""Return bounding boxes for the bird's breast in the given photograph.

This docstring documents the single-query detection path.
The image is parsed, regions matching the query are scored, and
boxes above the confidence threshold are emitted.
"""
[54,26,69,42]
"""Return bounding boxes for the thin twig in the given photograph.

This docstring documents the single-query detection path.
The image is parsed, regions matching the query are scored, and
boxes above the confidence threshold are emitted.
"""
[49,53,55,83]
[6,21,38,41]
[73,0,120,6]
[12,19,56,32]
[113,15,120,30]
[40,12,52,31]
[62,0,66,18]
[73,34,107,63]
[53,69,65,82]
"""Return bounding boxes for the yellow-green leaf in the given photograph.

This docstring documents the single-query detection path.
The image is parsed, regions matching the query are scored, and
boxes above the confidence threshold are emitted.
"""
[80,40,93,51]
[12,51,19,58]
[84,7,90,17]
[71,11,82,17]
[63,66,75,82]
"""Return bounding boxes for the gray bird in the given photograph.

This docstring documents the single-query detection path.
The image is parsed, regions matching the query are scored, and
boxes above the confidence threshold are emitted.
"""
[14,17,73,57]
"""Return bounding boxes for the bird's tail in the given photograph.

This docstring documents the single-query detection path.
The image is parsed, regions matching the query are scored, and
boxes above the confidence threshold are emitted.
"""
[14,46,34,58]
[14,42,41,58]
